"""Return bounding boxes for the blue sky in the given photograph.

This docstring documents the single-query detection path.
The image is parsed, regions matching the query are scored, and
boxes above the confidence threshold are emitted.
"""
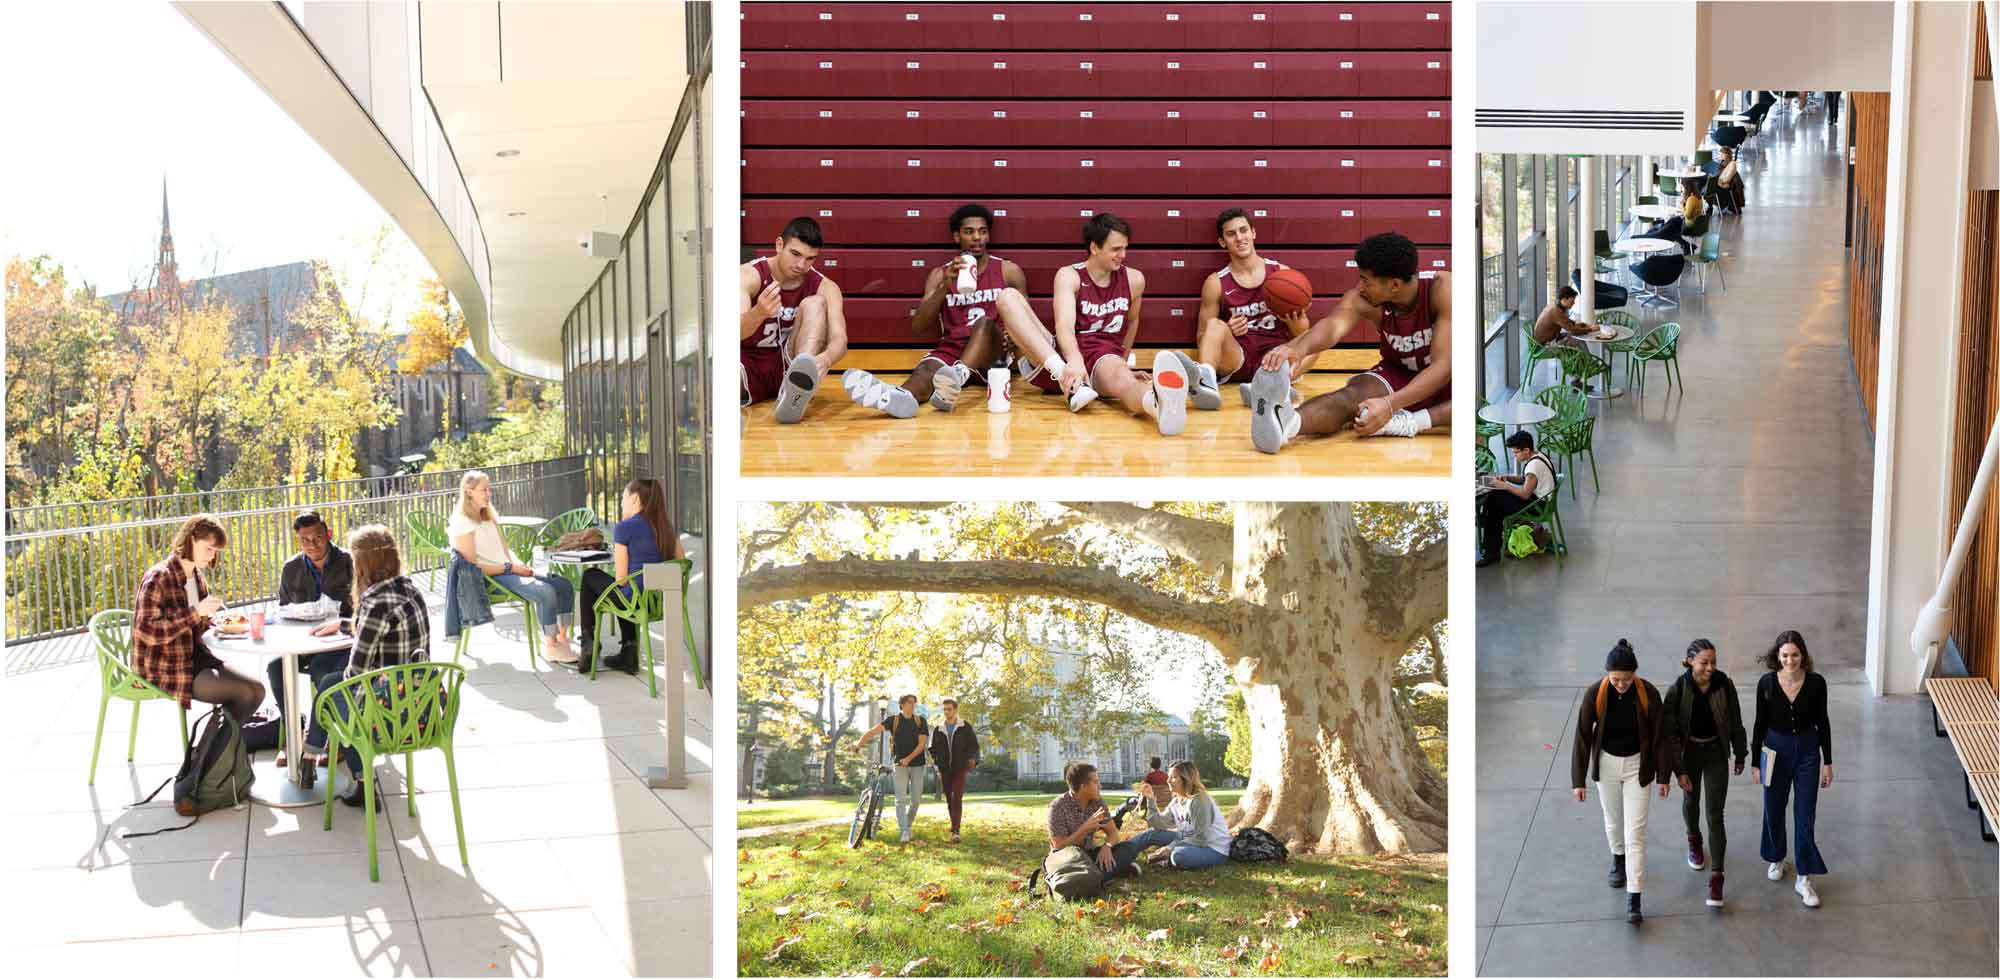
[0,2,433,329]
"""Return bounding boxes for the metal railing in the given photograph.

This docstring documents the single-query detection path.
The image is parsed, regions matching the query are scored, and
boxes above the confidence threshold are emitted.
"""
[2,456,587,645]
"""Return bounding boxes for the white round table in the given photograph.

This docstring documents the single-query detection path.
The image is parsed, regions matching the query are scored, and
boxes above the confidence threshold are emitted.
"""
[205,614,355,808]
[497,515,544,529]
[1714,113,1748,123]
[1660,167,1704,180]
[1478,401,1557,471]
[1612,237,1678,257]
[1630,204,1678,222]
[1581,324,1636,401]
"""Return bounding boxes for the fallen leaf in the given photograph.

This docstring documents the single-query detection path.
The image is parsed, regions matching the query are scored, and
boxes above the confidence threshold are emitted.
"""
[899,956,932,976]
[1218,946,1245,963]
[834,879,848,890]
[1007,878,1028,892]
[994,911,1017,926]
[1115,900,1136,919]
[764,935,803,962]
[946,867,958,875]
[772,905,794,917]
[738,848,751,862]
[866,966,886,977]
[809,839,830,850]
[858,894,874,911]
[739,873,757,887]
[789,848,803,859]
[833,900,854,909]
[915,902,935,914]
[1144,928,1171,942]
[1257,953,1282,971]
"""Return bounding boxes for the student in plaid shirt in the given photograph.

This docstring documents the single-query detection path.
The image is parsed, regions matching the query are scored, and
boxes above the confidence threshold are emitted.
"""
[308,524,432,807]
[132,514,266,722]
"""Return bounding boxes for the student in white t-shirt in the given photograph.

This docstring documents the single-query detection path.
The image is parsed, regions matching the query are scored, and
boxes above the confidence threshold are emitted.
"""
[447,471,579,664]
[1477,430,1557,566]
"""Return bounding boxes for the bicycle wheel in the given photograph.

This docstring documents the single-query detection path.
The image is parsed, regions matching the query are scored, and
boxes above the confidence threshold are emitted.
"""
[848,788,875,849]
[865,784,887,840]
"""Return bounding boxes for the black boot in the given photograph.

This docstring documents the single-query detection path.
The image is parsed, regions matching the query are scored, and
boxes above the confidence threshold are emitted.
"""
[600,640,641,675]
[1626,892,1642,924]
[1608,854,1627,889]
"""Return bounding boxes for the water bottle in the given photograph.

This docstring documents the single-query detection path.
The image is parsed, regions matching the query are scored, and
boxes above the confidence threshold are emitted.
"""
[986,367,1011,413]
[955,253,978,295]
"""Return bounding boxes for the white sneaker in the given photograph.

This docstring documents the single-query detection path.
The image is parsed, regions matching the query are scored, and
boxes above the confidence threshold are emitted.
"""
[1182,354,1222,411]
[1794,875,1820,907]
[1767,861,1785,881]
[1248,366,1297,454]
[1068,382,1099,412]
[929,362,969,412]
[899,829,912,844]
[773,353,821,424]
[1365,408,1425,438]
[847,372,917,419]
[1150,350,1189,436]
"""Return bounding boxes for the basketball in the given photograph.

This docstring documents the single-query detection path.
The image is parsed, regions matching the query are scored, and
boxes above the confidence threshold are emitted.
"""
[1264,268,1313,316]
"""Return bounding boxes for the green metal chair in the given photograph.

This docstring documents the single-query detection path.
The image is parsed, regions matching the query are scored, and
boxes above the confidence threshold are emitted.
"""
[1522,326,1557,390]
[484,522,546,669]
[316,662,468,882]
[588,559,704,698]
[537,507,598,552]
[1690,231,1725,293]
[1553,344,1610,392]
[1533,385,1597,500]
[88,609,188,784]
[1630,322,1684,392]
[1594,229,1617,274]
[1502,473,1568,566]
[1475,444,1498,475]
[404,511,452,591]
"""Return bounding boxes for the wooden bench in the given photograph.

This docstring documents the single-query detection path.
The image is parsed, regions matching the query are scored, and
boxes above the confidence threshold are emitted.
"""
[1926,676,1999,842]
[830,345,1382,376]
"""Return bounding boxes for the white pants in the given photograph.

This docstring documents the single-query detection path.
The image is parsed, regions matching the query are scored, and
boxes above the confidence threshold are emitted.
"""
[892,765,923,836]
[1596,749,1649,893]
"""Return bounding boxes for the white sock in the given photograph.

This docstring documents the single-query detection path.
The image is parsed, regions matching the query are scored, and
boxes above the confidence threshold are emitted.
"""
[1410,409,1433,432]
[1141,387,1159,417]
[1043,355,1066,380]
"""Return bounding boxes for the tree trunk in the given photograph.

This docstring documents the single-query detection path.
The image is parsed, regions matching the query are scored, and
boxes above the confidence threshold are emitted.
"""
[1222,503,1448,854]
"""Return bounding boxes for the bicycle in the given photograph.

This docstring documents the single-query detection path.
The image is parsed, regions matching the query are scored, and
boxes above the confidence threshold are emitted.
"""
[848,763,891,848]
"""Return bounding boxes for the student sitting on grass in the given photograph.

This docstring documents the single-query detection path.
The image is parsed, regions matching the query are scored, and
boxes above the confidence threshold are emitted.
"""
[1048,761,1178,879]
[1141,760,1235,870]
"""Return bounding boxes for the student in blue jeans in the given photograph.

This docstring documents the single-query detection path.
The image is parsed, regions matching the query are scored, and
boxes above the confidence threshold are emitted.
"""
[446,471,577,664]
[1048,762,1178,879]
[1140,760,1234,870]
[1752,629,1833,908]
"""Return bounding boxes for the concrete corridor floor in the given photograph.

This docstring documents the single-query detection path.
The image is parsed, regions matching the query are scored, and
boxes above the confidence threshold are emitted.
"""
[1475,101,1999,975]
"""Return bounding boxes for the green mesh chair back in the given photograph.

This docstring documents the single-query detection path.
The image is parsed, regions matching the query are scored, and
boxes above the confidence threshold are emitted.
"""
[316,662,468,881]
[1521,325,1556,389]
[1502,473,1567,566]
[1533,383,1588,425]
[1475,445,1497,475]
[88,608,187,784]
[1629,322,1685,392]
[1476,398,1503,443]
[588,558,705,697]
[499,522,539,563]
[480,521,549,669]
[1553,345,1610,386]
[1597,311,1643,353]
[405,511,451,588]
[538,507,598,550]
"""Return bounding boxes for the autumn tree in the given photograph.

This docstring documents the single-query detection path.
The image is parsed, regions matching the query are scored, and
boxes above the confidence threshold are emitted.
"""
[739,502,1448,855]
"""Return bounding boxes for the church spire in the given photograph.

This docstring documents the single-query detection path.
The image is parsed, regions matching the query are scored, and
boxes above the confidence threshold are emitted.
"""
[154,173,179,309]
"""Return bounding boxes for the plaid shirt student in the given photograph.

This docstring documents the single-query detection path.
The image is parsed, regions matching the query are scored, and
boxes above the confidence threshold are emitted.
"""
[341,575,431,678]
[132,553,212,708]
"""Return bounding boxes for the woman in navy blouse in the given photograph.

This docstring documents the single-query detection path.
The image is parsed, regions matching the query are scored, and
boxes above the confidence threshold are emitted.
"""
[1751,629,1833,908]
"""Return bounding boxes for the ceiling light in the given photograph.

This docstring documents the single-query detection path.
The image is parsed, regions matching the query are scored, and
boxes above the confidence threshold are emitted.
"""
[496,149,520,158]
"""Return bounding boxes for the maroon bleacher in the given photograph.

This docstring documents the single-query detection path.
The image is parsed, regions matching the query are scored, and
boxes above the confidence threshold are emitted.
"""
[740,1,1453,355]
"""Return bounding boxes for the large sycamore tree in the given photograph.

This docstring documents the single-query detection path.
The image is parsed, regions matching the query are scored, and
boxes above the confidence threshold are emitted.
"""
[739,501,1448,855]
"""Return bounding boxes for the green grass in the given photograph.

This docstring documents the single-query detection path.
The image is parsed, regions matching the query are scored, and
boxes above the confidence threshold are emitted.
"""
[740,790,1246,831]
[737,801,1446,977]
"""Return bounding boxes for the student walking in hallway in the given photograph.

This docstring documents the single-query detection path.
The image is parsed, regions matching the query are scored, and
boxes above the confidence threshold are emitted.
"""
[1662,639,1747,908]
[1753,630,1833,908]
[1570,639,1670,924]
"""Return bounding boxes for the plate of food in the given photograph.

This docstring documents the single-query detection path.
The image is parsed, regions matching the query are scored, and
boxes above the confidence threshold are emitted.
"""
[215,611,251,635]
[1595,327,1618,340]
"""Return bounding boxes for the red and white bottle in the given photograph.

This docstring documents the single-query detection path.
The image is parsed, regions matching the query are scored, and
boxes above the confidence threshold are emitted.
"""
[955,253,978,295]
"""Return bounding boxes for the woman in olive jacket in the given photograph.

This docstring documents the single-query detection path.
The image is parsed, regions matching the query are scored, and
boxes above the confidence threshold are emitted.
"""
[1660,639,1747,909]
[1571,639,1673,924]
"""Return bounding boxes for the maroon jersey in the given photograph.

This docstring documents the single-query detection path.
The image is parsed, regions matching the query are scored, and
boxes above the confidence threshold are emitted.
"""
[743,256,826,363]
[1215,259,1287,339]
[938,255,1007,338]
[1071,262,1133,352]
[1376,276,1437,376]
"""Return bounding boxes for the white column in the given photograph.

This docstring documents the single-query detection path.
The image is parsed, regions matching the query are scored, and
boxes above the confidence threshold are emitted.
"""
[1577,156,1598,326]
[1865,0,1978,695]
[644,560,689,788]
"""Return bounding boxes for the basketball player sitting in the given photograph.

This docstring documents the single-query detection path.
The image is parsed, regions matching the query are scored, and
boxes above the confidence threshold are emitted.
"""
[1250,232,1451,451]
[1021,214,1191,436]
[1186,208,1320,410]
[845,204,1038,418]
[739,217,849,424]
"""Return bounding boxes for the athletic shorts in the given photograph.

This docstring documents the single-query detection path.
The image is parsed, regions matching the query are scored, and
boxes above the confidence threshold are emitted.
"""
[1363,360,1451,411]
[741,351,785,406]
[1223,330,1291,384]
[1025,336,1129,394]
[921,328,975,370]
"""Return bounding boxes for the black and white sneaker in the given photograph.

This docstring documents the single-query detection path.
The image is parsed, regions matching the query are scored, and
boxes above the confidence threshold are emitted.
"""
[774,353,821,423]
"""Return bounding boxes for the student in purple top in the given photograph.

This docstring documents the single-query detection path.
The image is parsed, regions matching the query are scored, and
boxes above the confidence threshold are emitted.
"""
[578,479,685,674]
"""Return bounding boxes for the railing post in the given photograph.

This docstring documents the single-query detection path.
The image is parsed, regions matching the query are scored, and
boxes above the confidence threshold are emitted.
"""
[643,559,689,790]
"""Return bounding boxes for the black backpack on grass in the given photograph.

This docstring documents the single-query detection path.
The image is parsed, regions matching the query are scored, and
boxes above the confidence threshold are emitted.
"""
[1228,826,1289,863]
[124,705,255,838]
[1027,845,1107,902]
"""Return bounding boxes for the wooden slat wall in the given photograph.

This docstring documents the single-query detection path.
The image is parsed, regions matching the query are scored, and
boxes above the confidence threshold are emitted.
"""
[1976,2,1990,80]
[1950,189,1999,690]
[1847,91,1892,424]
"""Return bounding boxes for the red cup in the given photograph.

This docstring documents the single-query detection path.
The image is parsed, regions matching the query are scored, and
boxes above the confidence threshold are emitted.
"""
[249,611,266,641]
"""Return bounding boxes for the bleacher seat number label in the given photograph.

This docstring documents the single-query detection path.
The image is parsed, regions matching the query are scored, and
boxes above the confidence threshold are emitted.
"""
[1429,210,1443,217]
[818,12,831,19]
[1081,161,1095,168]
[1080,111,1094,118]
[819,210,832,217]
[1254,111,1267,119]
[1427,12,1441,19]
[1167,111,1180,118]
[1167,209,1181,216]
[1253,210,1268,217]
[819,62,832,69]
[1167,13,1180,21]
[905,210,921,217]
[906,111,920,118]
[994,160,1007,167]
[1428,61,1442,69]
[993,110,1007,118]
[1340,61,1353,69]
[1167,160,1181,167]
[1254,160,1268,168]
[1079,13,1092,21]
[1254,61,1267,69]
[1168,62,1181,69]
[1429,111,1442,118]
[905,13,918,20]
[1080,61,1093,69]
[1341,210,1355,217]
[1429,159,1442,167]
[1341,111,1355,118]
[906,62,920,69]
[1341,160,1354,167]
[1340,13,1353,20]
[819,111,833,118]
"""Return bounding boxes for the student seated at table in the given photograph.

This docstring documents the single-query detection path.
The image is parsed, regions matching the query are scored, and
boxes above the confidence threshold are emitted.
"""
[1531,287,1597,349]
[132,514,267,723]
[447,470,578,664]
[310,524,432,807]
[268,510,353,767]
[1712,147,1747,214]
[578,478,687,674]
[1679,179,1707,224]
[1477,431,1558,568]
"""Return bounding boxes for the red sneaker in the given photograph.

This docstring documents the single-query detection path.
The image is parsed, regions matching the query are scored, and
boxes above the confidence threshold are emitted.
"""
[1687,833,1706,870]
[1706,872,1725,908]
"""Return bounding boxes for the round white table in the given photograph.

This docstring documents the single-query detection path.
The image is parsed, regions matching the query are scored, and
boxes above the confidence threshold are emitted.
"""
[1714,113,1748,123]
[1612,237,1678,257]
[1630,203,1678,222]
[1478,401,1557,471]
[497,515,544,529]
[1660,167,1705,180]
[1580,323,1636,400]
[205,614,355,808]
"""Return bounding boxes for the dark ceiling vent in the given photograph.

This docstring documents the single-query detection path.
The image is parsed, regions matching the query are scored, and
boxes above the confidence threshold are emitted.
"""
[1477,109,1686,131]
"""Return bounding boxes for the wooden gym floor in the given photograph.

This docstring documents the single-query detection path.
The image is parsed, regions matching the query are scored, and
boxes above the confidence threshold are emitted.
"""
[739,348,1450,478]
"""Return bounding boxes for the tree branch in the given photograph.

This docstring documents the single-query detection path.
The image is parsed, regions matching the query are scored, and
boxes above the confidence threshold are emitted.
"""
[739,556,1243,648]
[1062,502,1233,571]
[1336,506,1450,645]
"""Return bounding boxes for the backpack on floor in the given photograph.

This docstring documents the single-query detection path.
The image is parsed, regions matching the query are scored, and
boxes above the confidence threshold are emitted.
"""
[239,704,281,753]
[1028,845,1107,902]
[125,705,255,838]
[1228,826,1289,863]
[1506,524,1544,558]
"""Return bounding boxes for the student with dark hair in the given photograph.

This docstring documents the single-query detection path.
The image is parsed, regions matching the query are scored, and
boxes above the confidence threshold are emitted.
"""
[1753,629,1832,907]
[1530,286,1594,348]
[1185,208,1316,411]
[1476,431,1558,567]
[1570,639,1671,924]
[1047,761,1178,879]
[1254,231,1452,449]
[1661,639,1747,908]
[578,479,685,674]
[267,509,356,767]
[927,698,980,843]
[132,514,267,723]
[855,694,930,843]
[741,216,849,423]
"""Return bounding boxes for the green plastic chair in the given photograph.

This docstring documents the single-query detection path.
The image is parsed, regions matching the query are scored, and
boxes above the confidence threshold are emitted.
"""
[484,522,546,669]
[1475,444,1497,475]
[589,559,705,697]
[1593,229,1617,274]
[1596,310,1644,381]
[315,662,467,882]
[1690,232,1725,292]
[404,511,452,591]
[1630,322,1684,392]
[537,507,598,552]
[1695,150,1714,167]
[1476,398,1504,445]
[88,609,188,784]
[1522,326,1556,390]
[1553,344,1610,391]
[1533,385,1596,499]
[1637,195,1659,206]
[1657,173,1679,198]
[1502,472,1568,566]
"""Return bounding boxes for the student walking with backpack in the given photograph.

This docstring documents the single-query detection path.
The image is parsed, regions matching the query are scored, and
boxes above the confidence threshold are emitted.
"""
[854,694,930,843]
[1661,639,1747,908]
[1570,639,1672,924]
[1753,629,1833,908]
[927,698,980,844]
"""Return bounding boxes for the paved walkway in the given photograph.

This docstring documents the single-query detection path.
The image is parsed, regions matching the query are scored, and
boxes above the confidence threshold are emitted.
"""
[1476,100,1998,975]
[1,583,714,977]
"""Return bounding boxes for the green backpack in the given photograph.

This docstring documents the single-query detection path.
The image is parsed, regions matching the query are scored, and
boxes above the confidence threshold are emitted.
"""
[1506,524,1543,558]
[126,705,255,837]
[1033,845,1107,902]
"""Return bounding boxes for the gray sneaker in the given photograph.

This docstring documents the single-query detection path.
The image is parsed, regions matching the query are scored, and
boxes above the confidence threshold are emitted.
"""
[1175,352,1221,410]
[773,353,820,424]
